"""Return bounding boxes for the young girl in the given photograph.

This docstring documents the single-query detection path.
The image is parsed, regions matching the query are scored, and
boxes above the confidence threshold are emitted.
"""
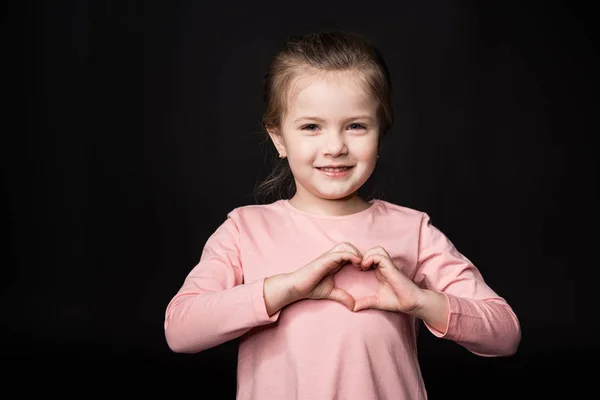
[164,31,521,400]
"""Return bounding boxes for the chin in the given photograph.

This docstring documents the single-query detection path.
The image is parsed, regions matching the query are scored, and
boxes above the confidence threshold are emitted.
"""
[317,194,349,201]
[313,188,360,201]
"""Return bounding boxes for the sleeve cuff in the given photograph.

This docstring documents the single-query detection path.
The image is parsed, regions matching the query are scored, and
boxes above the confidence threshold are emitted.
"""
[251,277,281,324]
[424,292,485,341]
[423,291,453,339]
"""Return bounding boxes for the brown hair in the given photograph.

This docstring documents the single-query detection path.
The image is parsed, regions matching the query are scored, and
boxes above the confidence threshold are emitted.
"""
[254,31,394,204]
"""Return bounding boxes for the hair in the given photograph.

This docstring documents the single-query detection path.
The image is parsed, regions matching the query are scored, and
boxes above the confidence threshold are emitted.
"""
[253,30,394,204]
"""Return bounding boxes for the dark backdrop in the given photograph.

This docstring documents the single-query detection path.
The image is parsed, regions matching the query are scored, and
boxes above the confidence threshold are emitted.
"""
[2,1,597,398]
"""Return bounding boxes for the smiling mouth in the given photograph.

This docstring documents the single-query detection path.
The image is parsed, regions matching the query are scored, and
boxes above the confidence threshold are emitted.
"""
[316,167,353,172]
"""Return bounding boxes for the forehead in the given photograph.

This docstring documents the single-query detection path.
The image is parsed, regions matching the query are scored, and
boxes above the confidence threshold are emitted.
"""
[285,70,377,118]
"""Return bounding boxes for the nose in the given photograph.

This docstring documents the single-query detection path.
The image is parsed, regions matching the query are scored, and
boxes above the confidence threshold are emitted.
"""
[323,130,348,157]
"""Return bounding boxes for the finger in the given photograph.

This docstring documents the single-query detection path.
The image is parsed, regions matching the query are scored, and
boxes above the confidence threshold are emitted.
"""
[361,247,393,268]
[323,251,363,274]
[342,242,362,257]
[364,253,393,270]
[360,256,374,270]
[361,253,383,269]
[311,255,357,279]
[361,247,384,269]
[362,254,401,280]
[353,295,378,312]
[327,287,355,311]
[332,242,362,257]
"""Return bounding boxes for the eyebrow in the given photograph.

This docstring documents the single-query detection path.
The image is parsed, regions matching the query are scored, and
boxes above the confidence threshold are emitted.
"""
[293,115,375,123]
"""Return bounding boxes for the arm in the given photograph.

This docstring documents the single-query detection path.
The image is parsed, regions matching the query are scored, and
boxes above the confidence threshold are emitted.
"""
[263,272,300,316]
[164,214,280,353]
[410,289,449,334]
[413,214,521,357]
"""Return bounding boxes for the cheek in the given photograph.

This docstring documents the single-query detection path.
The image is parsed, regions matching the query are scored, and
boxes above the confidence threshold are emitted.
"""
[286,138,315,161]
[353,138,379,160]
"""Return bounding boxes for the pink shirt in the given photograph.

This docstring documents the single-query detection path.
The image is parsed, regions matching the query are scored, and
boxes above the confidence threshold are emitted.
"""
[164,199,521,399]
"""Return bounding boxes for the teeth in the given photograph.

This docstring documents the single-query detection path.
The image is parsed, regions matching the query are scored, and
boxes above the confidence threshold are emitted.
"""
[320,167,348,172]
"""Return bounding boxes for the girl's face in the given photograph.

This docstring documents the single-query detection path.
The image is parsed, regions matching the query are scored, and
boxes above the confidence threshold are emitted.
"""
[269,70,380,205]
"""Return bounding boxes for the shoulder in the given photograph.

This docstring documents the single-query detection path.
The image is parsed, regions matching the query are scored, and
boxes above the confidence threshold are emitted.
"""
[372,200,439,235]
[374,200,447,244]
[373,199,428,222]
[225,200,286,227]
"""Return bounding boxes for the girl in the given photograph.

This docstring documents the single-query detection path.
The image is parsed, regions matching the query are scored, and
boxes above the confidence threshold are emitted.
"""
[164,31,521,400]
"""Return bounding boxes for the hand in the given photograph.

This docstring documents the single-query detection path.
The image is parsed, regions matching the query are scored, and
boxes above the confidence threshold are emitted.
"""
[353,246,424,314]
[288,242,363,310]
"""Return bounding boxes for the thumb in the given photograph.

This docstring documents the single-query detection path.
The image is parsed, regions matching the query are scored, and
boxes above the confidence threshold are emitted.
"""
[353,296,378,312]
[327,287,355,311]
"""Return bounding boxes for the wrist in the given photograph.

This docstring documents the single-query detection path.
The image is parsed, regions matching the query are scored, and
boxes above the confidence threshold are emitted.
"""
[278,272,304,303]
[410,289,431,319]
[411,289,450,334]
[263,273,300,316]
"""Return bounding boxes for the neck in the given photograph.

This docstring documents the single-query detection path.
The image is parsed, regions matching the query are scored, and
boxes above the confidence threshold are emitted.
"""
[288,191,372,217]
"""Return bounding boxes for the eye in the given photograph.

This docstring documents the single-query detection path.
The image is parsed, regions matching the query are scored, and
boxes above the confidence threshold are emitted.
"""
[348,123,366,130]
[301,124,320,131]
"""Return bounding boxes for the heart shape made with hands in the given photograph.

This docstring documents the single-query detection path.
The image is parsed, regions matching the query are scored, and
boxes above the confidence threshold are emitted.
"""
[331,246,423,314]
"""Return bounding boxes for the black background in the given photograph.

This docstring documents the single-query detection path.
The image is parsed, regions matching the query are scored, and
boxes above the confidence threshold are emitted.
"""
[2,1,597,398]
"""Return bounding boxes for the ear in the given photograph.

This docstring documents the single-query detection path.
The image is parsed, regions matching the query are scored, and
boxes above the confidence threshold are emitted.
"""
[267,127,287,158]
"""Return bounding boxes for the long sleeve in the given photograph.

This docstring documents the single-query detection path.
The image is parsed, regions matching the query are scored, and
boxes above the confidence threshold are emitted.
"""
[164,213,280,353]
[413,213,521,357]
